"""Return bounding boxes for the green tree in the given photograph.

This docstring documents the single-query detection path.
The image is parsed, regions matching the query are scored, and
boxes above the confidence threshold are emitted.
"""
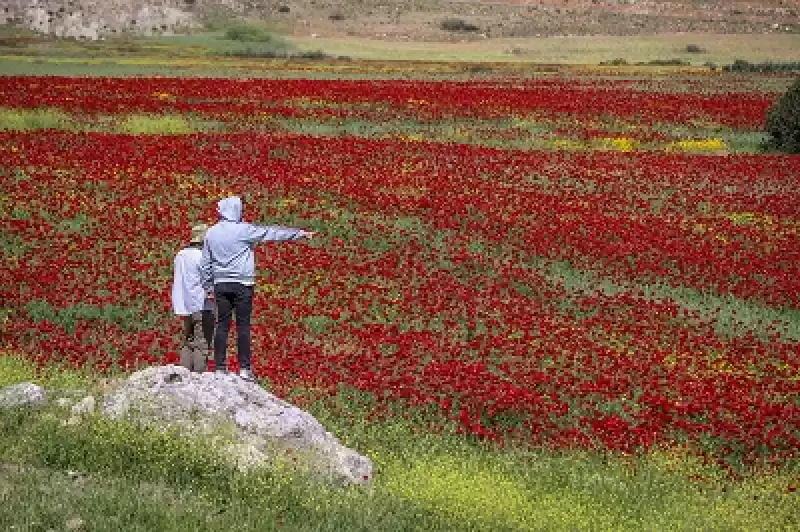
[765,77,800,154]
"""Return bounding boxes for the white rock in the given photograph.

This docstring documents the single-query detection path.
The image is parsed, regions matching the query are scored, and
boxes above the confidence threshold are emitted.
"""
[0,382,46,409]
[71,396,96,417]
[100,365,372,485]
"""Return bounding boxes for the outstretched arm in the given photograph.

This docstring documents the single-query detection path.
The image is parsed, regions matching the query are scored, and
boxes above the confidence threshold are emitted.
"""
[245,224,316,243]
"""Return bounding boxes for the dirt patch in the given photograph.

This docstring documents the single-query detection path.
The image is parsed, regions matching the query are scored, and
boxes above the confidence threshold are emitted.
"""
[264,0,799,41]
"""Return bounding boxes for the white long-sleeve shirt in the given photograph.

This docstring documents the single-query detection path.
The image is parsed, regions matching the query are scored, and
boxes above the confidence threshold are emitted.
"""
[172,246,214,315]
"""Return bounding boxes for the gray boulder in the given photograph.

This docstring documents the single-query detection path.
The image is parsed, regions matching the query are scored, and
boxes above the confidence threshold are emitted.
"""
[100,365,372,486]
[0,382,46,409]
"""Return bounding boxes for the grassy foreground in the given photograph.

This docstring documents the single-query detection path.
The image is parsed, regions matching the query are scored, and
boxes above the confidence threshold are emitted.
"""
[0,355,798,531]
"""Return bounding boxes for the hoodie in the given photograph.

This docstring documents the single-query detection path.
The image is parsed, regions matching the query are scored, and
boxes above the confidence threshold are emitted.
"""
[200,196,304,290]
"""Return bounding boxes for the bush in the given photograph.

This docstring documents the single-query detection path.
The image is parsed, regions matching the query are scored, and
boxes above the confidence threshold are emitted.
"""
[222,49,339,60]
[723,59,800,72]
[224,24,273,43]
[600,58,628,66]
[765,77,800,154]
[637,58,690,66]
[440,18,480,32]
[685,44,705,53]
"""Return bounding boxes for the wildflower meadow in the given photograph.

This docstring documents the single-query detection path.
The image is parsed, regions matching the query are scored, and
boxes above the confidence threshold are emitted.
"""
[1,69,798,530]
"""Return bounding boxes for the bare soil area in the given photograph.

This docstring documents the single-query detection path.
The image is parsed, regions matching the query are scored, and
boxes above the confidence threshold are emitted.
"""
[260,0,799,41]
[4,1,798,42]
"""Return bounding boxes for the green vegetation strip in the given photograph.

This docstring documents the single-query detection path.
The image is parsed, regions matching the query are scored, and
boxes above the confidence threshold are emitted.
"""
[535,258,800,342]
[0,107,213,134]
[0,106,758,155]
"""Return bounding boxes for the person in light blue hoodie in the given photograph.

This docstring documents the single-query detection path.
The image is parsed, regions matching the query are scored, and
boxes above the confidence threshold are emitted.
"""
[201,196,316,382]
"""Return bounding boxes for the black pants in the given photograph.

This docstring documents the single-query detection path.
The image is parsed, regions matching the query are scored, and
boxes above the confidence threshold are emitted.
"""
[213,282,254,371]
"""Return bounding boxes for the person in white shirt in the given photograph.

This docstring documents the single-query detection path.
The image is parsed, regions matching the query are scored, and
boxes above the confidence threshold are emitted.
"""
[172,223,216,372]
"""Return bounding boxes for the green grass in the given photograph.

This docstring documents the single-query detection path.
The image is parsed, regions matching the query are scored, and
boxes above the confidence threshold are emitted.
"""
[23,300,158,334]
[535,257,800,342]
[0,106,71,130]
[0,107,226,134]
[116,114,196,135]
[0,27,293,60]
[0,354,798,531]
[1,31,797,83]
[0,353,97,390]
[286,33,800,65]
[158,29,293,56]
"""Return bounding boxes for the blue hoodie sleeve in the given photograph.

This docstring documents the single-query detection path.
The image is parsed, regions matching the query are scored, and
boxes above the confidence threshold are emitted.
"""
[244,224,304,243]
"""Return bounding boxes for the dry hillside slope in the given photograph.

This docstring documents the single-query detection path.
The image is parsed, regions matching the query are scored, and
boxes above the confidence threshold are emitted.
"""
[1,0,798,41]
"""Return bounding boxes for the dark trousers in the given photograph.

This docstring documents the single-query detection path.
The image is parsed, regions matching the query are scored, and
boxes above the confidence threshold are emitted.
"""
[213,282,254,371]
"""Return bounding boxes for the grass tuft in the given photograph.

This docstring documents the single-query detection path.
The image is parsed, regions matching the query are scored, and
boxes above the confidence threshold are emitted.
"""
[116,114,196,135]
[0,107,72,131]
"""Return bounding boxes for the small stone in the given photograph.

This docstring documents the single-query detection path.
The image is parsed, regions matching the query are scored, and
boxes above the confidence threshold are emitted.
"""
[63,416,82,426]
[65,517,85,530]
[70,396,95,416]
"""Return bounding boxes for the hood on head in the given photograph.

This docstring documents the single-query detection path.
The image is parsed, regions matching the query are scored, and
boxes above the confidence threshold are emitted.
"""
[218,196,242,222]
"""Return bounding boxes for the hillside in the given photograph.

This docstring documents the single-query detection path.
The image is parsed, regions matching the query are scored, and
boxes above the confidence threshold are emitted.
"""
[1,0,797,41]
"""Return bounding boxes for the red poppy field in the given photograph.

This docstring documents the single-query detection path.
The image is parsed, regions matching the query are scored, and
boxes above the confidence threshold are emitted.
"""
[1,72,799,478]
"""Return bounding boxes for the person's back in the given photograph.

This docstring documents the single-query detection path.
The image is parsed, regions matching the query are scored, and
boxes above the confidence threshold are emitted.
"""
[202,197,306,286]
[172,224,215,372]
[201,196,315,381]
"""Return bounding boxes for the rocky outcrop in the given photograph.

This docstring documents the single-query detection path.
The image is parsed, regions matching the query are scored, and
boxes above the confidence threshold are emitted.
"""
[1,0,796,41]
[3,0,200,40]
[101,365,372,485]
[0,365,372,486]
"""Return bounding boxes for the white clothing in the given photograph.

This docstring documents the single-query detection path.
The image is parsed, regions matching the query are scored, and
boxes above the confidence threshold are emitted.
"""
[172,247,214,315]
